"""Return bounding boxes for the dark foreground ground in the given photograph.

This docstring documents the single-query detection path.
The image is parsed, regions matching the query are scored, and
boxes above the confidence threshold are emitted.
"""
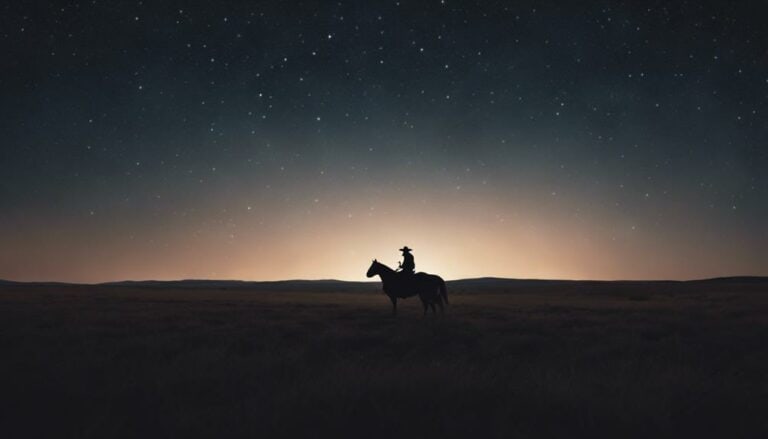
[1,280,767,438]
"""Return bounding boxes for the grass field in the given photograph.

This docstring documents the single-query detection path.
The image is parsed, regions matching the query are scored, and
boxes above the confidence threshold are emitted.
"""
[1,280,767,438]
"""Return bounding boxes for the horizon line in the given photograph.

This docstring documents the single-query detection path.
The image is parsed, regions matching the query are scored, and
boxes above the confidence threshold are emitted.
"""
[2,274,768,286]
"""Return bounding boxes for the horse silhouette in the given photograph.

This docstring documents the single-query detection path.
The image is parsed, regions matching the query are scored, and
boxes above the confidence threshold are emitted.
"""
[366,259,448,316]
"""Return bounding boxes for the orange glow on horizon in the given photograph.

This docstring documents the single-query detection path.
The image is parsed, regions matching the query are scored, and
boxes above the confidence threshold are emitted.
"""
[1,185,763,283]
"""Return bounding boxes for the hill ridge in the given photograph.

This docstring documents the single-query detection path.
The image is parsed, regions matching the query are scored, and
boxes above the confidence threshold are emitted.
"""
[2,276,767,289]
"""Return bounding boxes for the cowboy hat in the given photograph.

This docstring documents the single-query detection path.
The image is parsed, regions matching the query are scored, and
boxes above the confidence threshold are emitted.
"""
[399,246,413,252]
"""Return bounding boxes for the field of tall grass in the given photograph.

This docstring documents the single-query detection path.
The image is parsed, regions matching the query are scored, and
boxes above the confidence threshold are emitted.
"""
[1,282,766,438]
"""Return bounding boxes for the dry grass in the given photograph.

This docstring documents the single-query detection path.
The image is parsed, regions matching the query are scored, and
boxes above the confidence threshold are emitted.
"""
[0,283,767,438]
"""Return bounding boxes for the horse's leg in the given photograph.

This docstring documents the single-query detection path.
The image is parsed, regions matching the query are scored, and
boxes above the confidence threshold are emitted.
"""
[435,288,444,314]
[430,302,436,314]
[390,296,397,316]
[421,298,428,316]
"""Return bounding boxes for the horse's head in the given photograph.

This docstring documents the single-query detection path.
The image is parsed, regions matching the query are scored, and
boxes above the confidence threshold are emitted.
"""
[366,259,380,278]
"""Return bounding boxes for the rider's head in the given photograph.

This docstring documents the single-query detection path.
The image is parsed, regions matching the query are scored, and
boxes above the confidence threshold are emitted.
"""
[399,246,412,254]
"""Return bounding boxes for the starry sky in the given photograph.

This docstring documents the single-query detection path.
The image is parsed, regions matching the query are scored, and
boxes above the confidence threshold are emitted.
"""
[1,1,767,283]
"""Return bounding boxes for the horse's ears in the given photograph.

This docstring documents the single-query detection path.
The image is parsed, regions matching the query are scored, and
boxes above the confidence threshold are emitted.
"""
[373,258,377,262]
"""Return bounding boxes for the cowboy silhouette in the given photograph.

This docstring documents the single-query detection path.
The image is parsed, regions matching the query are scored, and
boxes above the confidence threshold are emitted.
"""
[398,246,415,274]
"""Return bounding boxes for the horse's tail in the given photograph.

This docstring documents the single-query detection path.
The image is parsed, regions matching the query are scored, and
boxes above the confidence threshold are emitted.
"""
[439,279,449,305]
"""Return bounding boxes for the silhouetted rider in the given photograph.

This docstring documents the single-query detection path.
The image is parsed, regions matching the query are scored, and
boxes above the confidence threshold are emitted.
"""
[398,246,415,274]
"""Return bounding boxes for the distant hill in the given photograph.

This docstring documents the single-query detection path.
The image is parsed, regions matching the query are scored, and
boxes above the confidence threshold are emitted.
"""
[446,276,768,294]
[1,276,766,293]
[689,276,768,284]
[101,279,380,292]
[0,279,75,287]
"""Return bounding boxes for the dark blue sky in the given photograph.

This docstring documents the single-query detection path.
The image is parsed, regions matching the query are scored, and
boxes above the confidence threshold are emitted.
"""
[1,1,766,282]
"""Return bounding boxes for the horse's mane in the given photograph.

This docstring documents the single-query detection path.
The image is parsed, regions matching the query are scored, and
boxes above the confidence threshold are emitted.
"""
[374,260,396,273]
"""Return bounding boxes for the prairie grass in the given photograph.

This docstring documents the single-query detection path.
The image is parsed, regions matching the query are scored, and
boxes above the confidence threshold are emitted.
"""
[0,283,766,438]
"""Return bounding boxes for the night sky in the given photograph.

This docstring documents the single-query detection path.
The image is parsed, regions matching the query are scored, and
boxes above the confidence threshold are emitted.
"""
[2,1,767,282]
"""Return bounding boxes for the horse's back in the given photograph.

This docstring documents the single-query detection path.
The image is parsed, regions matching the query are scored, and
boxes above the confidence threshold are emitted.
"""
[416,272,444,283]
